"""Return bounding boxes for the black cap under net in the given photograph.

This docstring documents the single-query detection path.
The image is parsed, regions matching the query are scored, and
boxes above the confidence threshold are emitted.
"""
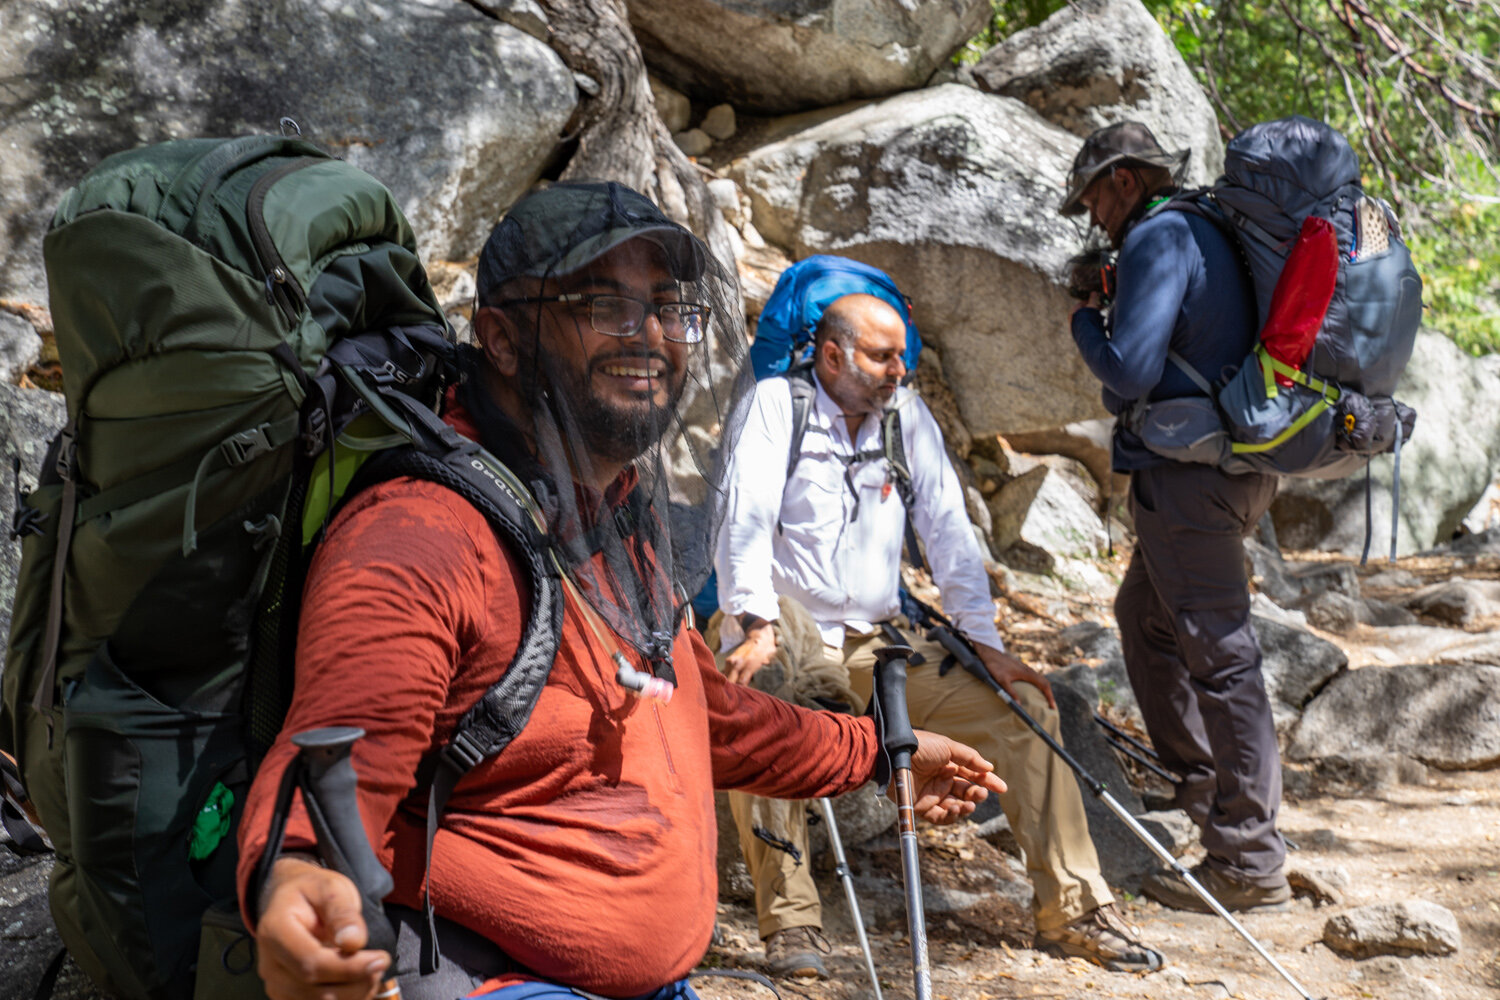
[463,181,752,679]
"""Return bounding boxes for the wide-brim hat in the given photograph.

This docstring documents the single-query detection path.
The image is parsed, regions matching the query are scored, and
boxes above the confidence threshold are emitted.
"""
[1059,121,1190,217]
[478,181,707,302]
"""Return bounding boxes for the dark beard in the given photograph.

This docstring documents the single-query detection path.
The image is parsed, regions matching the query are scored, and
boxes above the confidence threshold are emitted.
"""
[558,353,684,467]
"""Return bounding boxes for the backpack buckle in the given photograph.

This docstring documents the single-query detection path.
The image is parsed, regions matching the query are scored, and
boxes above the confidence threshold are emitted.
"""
[439,732,485,775]
[220,425,274,466]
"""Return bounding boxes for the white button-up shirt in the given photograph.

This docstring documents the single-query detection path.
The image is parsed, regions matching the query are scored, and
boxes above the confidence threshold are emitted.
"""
[716,373,1005,651]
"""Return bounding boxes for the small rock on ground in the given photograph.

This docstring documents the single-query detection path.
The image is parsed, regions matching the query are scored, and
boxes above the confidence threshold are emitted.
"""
[673,128,713,157]
[1287,865,1349,906]
[1322,900,1462,958]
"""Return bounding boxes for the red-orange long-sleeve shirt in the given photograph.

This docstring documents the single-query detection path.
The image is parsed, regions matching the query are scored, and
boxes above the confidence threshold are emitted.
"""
[236,420,880,997]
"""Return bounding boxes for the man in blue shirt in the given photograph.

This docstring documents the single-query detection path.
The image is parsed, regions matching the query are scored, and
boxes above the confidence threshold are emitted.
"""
[1062,123,1290,912]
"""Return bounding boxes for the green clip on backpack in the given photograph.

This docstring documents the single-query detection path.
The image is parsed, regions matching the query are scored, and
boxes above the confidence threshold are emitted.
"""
[0,136,563,1000]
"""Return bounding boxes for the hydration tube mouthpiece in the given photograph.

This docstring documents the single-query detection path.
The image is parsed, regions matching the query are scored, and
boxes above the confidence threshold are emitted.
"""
[614,652,674,704]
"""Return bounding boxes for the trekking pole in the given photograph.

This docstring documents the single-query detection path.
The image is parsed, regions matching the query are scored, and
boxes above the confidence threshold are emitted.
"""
[817,797,884,1000]
[922,625,1320,1000]
[1093,713,1183,785]
[870,644,931,1000]
[292,727,402,999]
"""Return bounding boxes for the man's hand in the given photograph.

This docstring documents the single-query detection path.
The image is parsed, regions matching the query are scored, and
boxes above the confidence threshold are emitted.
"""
[1070,292,1103,319]
[976,645,1056,710]
[724,622,777,685]
[903,730,1008,824]
[255,856,391,1000]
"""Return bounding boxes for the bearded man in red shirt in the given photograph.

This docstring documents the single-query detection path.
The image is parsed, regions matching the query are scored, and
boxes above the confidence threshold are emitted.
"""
[238,181,1005,1000]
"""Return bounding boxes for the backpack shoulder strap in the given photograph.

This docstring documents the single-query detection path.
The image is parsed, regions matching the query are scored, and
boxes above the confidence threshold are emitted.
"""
[1158,189,1284,255]
[343,427,563,975]
[880,404,928,574]
[784,365,817,479]
[881,406,914,502]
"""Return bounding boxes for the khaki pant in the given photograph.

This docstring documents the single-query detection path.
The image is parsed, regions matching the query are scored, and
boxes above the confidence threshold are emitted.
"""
[721,615,1113,937]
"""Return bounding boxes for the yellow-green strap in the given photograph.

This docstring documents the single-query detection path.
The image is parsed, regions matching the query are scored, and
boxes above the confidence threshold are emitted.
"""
[1257,344,1336,400]
[1231,396,1334,454]
[1260,344,1279,400]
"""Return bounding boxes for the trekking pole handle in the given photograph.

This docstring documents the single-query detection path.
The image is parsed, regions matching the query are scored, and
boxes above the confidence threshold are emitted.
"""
[872,644,918,772]
[291,727,400,969]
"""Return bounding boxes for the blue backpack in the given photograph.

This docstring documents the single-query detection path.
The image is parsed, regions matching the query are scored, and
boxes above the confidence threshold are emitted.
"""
[692,257,924,621]
[1131,117,1422,481]
[751,255,921,379]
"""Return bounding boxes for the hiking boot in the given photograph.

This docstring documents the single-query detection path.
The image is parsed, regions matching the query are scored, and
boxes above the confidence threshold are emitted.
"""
[1036,904,1164,972]
[764,926,830,979]
[1142,863,1291,913]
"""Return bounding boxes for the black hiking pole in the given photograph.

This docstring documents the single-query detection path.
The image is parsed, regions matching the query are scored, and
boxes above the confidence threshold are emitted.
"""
[291,727,402,999]
[817,797,884,1000]
[871,644,931,1000]
[920,622,1320,1000]
[1093,712,1184,786]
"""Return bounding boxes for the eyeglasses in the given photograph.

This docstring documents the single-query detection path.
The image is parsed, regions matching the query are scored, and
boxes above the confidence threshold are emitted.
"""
[494,294,710,344]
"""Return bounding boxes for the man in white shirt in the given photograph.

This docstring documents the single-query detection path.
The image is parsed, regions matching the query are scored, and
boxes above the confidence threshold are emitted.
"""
[715,291,1162,977]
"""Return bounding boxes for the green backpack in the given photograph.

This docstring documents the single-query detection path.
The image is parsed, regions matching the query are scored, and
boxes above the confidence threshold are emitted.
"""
[0,136,562,1000]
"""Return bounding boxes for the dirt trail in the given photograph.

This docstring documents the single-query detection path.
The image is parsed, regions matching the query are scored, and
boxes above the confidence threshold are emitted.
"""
[698,546,1500,1000]
[697,767,1500,1000]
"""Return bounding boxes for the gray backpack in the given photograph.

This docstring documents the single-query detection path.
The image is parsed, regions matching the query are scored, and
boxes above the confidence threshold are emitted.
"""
[1129,116,1423,482]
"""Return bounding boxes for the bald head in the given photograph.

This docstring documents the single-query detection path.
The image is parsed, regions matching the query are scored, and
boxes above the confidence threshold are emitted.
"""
[814,294,905,359]
[814,293,908,418]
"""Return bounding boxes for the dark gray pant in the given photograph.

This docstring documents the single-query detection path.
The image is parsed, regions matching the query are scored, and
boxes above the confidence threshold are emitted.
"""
[1116,462,1284,886]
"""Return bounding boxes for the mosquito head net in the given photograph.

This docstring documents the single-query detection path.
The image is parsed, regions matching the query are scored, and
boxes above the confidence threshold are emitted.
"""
[460,181,752,679]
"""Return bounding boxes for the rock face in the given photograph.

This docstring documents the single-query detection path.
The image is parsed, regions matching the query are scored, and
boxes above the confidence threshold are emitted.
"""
[968,0,1223,186]
[1323,900,1462,958]
[1056,622,1140,726]
[0,313,42,385]
[627,0,991,113]
[1289,664,1500,770]
[0,0,577,306]
[987,466,1107,573]
[1051,663,1161,889]
[0,385,67,643]
[1272,330,1500,555]
[1403,578,1500,625]
[1255,614,1349,732]
[731,84,1108,434]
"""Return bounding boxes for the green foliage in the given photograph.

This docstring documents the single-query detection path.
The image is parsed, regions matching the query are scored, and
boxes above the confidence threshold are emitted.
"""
[952,0,1069,63]
[958,0,1500,353]
[1406,184,1500,356]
